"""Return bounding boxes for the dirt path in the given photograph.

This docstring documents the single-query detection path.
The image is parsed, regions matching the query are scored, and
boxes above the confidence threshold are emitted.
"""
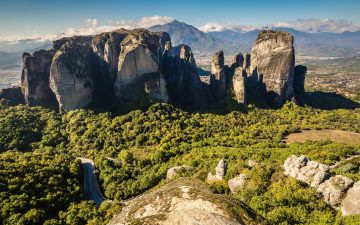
[285,129,360,144]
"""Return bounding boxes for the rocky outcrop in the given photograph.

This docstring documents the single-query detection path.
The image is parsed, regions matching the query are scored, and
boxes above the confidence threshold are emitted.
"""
[341,181,360,216]
[210,51,227,100]
[243,53,250,69]
[0,87,25,105]
[21,50,57,108]
[232,67,247,104]
[49,40,112,111]
[228,174,248,193]
[163,44,206,108]
[250,30,295,106]
[318,175,353,207]
[231,53,244,69]
[284,155,330,188]
[108,178,266,225]
[284,155,359,212]
[92,29,129,79]
[208,158,227,181]
[166,166,193,179]
[114,29,170,102]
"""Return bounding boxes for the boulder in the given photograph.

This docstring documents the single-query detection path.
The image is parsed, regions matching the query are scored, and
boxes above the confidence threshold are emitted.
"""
[232,67,247,104]
[108,178,267,225]
[228,174,248,193]
[250,30,295,106]
[166,166,193,179]
[317,175,354,207]
[21,50,58,108]
[248,160,259,168]
[0,87,25,105]
[341,181,360,216]
[283,155,330,188]
[208,158,227,181]
[114,29,170,102]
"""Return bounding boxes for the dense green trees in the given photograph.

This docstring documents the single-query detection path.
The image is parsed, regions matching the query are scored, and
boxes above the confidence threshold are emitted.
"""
[0,102,359,224]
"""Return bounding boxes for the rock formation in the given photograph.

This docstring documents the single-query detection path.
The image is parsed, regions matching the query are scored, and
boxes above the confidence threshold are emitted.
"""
[317,175,353,207]
[341,181,360,216]
[243,53,250,69]
[15,28,306,112]
[166,165,193,179]
[210,50,227,100]
[208,158,227,181]
[228,174,248,193]
[108,178,266,225]
[284,155,330,188]
[250,30,295,106]
[284,155,360,212]
[21,50,58,108]
[232,67,247,104]
[0,87,25,105]
[114,29,169,103]
[163,43,206,108]
[49,40,110,111]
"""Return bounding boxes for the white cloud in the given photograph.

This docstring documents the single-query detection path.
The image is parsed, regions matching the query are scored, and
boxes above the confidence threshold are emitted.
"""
[274,19,360,33]
[86,18,98,28]
[199,22,261,33]
[0,15,174,43]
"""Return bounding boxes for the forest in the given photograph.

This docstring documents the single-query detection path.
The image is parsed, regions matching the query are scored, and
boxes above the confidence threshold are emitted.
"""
[0,101,359,224]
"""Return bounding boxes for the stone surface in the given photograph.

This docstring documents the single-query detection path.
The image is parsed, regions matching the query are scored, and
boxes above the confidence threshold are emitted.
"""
[317,175,354,207]
[228,174,248,193]
[208,158,227,181]
[341,181,360,216]
[248,160,260,168]
[21,50,58,108]
[250,30,295,106]
[210,50,227,101]
[114,29,170,102]
[284,155,330,188]
[49,40,109,111]
[108,178,266,225]
[0,86,25,105]
[232,67,247,104]
[166,166,193,179]
[231,53,244,69]
[243,53,250,69]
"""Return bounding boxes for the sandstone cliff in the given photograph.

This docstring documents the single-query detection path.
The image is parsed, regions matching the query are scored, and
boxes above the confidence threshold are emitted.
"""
[250,30,295,106]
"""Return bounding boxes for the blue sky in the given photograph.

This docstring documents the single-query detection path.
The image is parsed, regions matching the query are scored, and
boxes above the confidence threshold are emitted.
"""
[0,0,360,38]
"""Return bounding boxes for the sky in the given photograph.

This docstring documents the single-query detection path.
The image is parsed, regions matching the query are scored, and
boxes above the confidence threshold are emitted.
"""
[0,0,360,40]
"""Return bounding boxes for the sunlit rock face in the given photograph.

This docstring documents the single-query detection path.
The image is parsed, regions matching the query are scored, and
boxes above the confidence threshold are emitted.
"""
[21,50,57,108]
[232,67,247,104]
[108,178,267,225]
[250,30,295,106]
[114,29,170,102]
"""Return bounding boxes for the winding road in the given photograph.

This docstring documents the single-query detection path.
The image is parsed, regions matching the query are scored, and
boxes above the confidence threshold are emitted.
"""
[78,158,105,205]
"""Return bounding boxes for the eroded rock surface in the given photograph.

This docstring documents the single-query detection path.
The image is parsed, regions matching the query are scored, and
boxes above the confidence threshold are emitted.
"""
[317,175,353,207]
[21,50,57,108]
[208,158,227,181]
[108,178,266,225]
[341,181,360,216]
[250,30,295,106]
[233,67,247,104]
[228,174,248,193]
[163,44,206,108]
[284,155,330,188]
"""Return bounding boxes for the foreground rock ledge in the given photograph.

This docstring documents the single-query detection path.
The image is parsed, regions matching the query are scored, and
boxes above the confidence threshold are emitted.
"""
[108,178,267,225]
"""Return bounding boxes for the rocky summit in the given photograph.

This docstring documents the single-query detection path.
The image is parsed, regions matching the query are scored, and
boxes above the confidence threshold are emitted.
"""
[108,178,267,225]
[250,30,295,106]
[2,29,305,111]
